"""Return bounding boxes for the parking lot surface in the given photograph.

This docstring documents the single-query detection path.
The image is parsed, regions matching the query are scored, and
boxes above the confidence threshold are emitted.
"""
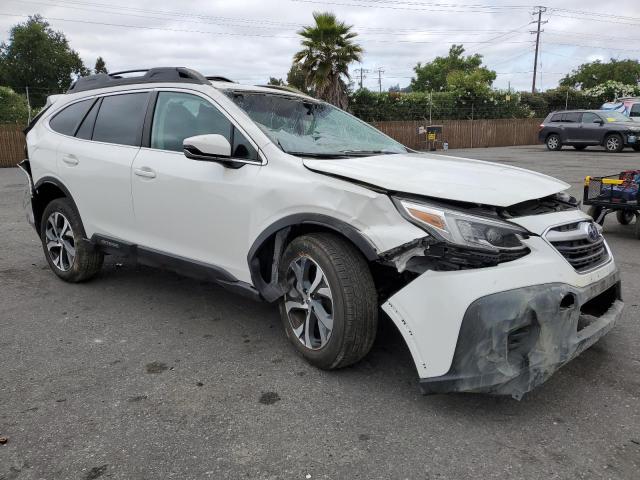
[1,145,639,479]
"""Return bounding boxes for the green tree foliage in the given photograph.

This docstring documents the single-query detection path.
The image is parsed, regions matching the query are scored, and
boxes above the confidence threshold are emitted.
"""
[94,56,108,74]
[293,12,362,108]
[267,77,284,86]
[0,15,88,107]
[0,86,30,124]
[560,59,640,89]
[410,45,496,93]
[286,63,310,94]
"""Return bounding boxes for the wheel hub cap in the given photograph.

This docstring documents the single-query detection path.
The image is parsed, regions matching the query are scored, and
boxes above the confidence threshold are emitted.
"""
[45,212,76,272]
[284,256,334,350]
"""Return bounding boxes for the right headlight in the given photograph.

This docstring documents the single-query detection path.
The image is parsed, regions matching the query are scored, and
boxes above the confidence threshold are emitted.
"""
[393,198,530,252]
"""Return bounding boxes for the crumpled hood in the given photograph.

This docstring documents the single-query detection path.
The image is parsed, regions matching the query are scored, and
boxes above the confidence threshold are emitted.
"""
[303,152,570,207]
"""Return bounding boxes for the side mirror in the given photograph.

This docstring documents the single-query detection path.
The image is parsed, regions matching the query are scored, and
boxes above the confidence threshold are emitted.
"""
[593,119,604,125]
[183,134,231,160]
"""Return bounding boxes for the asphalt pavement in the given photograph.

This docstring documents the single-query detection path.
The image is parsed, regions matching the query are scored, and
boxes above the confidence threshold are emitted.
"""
[1,145,639,479]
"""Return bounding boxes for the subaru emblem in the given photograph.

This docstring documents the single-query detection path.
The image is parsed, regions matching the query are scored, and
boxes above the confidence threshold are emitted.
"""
[586,223,599,243]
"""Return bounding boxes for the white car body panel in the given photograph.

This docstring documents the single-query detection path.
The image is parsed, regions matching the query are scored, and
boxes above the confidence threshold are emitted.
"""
[24,75,623,397]
[303,153,570,207]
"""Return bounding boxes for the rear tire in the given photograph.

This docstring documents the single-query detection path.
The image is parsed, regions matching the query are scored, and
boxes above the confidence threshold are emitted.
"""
[604,133,624,153]
[616,210,635,225]
[587,206,604,225]
[278,233,377,370]
[40,198,103,282]
[573,145,587,150]
[546,134,562,151]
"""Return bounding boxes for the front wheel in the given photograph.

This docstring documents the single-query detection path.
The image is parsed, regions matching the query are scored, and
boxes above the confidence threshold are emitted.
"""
[278,233,378,370]
[40,198,104,282]
[617,210,635,225]
[546,134,562,151]
[604,134,624,153]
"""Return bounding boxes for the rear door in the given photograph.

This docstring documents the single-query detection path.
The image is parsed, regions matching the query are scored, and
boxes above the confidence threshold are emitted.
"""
[55,91,151,240]
[131,89,262,281]
[561,112,582,143]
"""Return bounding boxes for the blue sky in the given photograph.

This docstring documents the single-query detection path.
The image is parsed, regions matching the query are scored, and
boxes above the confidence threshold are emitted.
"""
[1,0,639,92]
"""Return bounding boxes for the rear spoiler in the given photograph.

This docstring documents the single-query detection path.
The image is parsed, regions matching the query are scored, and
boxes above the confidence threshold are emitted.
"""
[23,94,63,135]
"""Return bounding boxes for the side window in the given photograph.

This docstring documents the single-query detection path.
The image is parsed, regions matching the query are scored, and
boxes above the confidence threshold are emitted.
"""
[92,93,150,146]
[49,99,94,136]
[582,112,600,124]
[563,112,581,123]
[550,113,563,122]
[151,91,258,160]
[75,98,100,140]
[630,104,640,118]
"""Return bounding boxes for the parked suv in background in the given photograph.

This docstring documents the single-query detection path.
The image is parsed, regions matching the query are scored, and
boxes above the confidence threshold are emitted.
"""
[20,67,624,399]
[539,109,640,152]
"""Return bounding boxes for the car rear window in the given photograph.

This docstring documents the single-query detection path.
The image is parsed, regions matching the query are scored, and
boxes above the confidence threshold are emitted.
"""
[92,93,150,146]
[49,99,94,136]
[563,112,581,123]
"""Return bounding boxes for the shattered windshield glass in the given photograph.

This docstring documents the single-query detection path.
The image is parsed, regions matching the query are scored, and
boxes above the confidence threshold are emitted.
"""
[226,91,407,157]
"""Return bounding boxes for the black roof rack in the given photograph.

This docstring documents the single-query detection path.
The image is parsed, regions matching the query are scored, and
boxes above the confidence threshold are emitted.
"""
[206,76,235,83]
[67,67,210,93]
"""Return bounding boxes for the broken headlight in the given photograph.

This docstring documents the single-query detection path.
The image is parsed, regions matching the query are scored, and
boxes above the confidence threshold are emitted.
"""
[394,198,529,252]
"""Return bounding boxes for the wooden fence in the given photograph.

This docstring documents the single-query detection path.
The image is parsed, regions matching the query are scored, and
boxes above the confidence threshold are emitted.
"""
[0,117,543,167]
[0,124,25,168]
[372,118,544,150]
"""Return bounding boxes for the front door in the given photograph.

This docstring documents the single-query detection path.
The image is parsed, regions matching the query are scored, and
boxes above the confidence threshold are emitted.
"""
[576,112,604,145]
[131,90,262,282]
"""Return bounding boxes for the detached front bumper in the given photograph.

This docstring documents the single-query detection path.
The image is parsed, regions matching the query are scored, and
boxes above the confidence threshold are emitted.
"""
[419,273,622,399]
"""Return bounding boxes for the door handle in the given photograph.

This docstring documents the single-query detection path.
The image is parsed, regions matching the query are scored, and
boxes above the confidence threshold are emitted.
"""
[134,167,156,179]
[62,154,79,166]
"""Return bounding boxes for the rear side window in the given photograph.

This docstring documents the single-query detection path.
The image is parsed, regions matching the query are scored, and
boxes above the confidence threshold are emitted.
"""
[49,99,94,136]
[563,112,581,123]
[75,99,100,140]
[550,114,562,122]
[92,93,150,146]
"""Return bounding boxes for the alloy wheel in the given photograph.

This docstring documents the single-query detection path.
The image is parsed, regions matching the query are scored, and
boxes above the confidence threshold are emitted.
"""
[45,212,76,271]
[284,255,334,350]
[606,136,620,151]
[547,136,559,149]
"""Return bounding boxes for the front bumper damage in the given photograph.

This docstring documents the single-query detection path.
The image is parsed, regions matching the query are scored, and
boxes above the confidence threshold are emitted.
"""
[419,273,622,399]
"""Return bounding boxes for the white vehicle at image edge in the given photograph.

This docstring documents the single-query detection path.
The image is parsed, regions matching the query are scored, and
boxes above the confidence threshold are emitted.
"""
[19,67,623,399]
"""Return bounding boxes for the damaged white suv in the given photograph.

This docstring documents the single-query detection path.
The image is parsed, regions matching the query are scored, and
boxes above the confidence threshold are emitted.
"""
[21,68,623,399]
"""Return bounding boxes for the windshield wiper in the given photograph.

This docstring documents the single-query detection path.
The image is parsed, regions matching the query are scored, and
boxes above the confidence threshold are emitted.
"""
[338,149,400,156]
[285,151,349,158]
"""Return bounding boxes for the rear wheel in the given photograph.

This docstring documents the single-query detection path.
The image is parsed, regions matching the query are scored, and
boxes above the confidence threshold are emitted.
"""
[278,233,377,370]
[40,198,103,282]
[546,134,561,151]
[604,134,624,153]
[616,210,635,225]
[573,145,587,151]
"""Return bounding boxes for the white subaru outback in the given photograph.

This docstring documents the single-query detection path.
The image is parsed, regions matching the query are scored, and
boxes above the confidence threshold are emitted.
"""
[20,67,623,399]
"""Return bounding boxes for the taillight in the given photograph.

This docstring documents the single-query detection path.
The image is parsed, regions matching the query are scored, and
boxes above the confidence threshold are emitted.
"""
[538,124,544,131]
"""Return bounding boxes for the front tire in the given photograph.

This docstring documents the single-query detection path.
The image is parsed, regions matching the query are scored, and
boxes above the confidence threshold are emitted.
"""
[278,233,377,370]
[604,134,624,153]
[617,210,635,225]
[546,134,562,151]
[40,198,103,282]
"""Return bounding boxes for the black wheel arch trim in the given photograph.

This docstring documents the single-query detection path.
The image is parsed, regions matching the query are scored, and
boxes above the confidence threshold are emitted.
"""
[247,213,379,302]
[32,176,82,235]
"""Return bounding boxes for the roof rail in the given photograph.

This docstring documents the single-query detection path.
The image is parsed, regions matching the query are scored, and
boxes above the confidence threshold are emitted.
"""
[259,84,309,96]
[68,67,210,93]
[206,76,235,83]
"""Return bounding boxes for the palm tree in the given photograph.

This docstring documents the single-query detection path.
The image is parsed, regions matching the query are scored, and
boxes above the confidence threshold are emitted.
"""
[293,12,362,108]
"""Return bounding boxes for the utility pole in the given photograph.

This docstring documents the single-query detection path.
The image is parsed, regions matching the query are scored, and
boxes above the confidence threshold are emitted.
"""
[354,68,369,90]
[531,6,547,94]
[374,67,384,93]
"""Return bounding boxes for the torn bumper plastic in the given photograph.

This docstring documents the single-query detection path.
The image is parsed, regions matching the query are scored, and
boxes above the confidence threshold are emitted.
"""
[419,273,623,399]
